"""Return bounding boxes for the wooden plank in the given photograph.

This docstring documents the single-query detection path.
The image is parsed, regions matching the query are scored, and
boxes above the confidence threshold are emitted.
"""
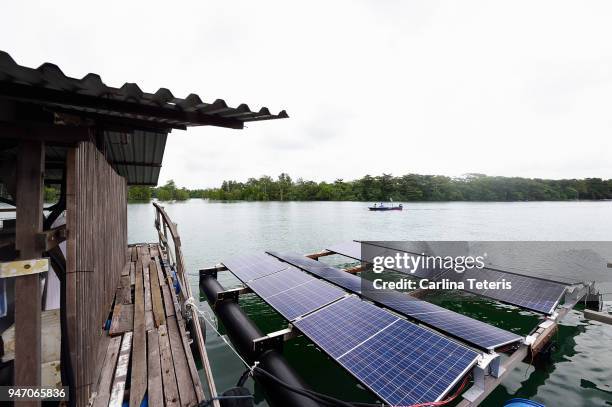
[109,303,134,336]
[130,262,135,286]
[155,257,165,287]
[164,272,183,322]
[119,275,132,304]
[584,309,612,325]
[158,325,180,407]
[0,258,49,278]
[139,245,151,267]
[121,262,130,277]
[149,261,166,327]
[65,147,78,401]
[14,139,44,405]
[147,330,164,407]
[144,264,154,331]
[131,246,137,262]
[167,316,197,406]
[129,262,147,407]
[178,319,205,402]
[161,282,176,318]
[109,332,132,407]
[1,309,61,363]
[150,246,160,258]
[92,336,122,407]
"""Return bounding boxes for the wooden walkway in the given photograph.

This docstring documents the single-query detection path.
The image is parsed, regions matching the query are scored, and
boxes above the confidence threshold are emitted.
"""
[91,244,205,407]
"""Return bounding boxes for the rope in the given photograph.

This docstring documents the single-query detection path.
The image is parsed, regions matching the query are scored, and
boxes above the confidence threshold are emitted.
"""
[185,297,253,369]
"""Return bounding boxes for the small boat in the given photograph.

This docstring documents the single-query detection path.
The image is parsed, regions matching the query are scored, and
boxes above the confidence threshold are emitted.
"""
[368,204,403,211]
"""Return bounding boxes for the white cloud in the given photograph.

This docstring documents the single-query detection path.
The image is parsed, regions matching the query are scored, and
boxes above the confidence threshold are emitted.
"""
[2,0,611,187]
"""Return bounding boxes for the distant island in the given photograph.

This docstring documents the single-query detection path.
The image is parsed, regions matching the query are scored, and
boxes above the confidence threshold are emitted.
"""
[125,173,612,203]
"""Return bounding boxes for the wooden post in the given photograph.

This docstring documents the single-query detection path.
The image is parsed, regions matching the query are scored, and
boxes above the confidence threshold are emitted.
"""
[14,139,45,405]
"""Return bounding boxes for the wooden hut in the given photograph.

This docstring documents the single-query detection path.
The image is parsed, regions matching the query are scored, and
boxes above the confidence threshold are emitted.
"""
[0,50,287,406]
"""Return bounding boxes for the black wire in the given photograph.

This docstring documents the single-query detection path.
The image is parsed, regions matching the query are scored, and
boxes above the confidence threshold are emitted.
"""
[252,366,385,407]
[236,368,251,387]
[199,395,255,407]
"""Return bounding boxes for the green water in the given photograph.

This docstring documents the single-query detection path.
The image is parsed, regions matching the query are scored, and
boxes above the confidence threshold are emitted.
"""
[127,200,612,406]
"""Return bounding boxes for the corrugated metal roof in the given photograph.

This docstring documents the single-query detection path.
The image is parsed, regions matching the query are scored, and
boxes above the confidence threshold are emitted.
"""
[0,50,289,185]
[105,130,166,185]
[0,50,288,130]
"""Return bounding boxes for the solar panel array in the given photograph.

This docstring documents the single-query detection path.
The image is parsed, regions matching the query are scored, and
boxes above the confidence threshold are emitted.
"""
[268,251,522,349]
[328,241,568,314]
[295,297,479,406]
[223,252,481,404]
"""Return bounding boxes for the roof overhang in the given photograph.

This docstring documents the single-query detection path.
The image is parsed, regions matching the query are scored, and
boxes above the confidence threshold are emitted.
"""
[0,50,288,185]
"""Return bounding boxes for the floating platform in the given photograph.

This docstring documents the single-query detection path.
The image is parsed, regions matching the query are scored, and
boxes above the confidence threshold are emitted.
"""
[200,241,599,406]
[92,244,204,407]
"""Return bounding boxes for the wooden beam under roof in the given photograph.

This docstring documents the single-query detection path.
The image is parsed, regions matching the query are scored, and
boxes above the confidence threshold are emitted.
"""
[14,139,45,406]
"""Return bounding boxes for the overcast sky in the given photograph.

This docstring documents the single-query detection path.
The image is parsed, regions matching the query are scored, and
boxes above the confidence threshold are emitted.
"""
[2,1,612,187]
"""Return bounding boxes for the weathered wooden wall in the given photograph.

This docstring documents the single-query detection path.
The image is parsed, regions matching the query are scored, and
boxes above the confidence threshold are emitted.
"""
[66,141,128,405]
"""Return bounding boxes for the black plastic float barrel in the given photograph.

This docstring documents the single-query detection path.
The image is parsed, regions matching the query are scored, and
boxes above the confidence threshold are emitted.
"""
[199,275,323,407]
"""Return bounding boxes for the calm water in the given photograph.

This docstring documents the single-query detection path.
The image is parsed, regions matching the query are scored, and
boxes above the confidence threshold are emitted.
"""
[127,200,612,407]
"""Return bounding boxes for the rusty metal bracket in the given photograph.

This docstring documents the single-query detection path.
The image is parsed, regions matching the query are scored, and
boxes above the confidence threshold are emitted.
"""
[0,258,49,278]
[252,327,295,354]
[215,286,252,307]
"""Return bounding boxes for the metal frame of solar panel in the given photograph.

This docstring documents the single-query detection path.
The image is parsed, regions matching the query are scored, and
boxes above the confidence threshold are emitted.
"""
[268,251,522,350]
[331,241,568,314]
[222,253,347,321]
[294,296,479,406]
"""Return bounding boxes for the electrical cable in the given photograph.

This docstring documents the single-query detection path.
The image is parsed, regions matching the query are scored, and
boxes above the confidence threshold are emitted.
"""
[194,288,468,407]
[401,374,470,407]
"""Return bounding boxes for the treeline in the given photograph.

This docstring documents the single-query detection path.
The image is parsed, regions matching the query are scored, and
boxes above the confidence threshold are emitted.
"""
[128,180,190,202]
[127,174,612,202]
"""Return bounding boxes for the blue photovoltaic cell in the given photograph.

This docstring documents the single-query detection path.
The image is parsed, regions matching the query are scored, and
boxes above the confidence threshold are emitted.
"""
[332,241,568,314]
[222,252,289,282]
[296,296,478,406]
[460,268,566,314]
[248,267,313,297]
[293,296,399,358]
[247,268,346,321]
[338,318,478,406]
[366,290,522,349]
[327,241,362,261]
[272,251,522,349]
[267,252,363,293]
[329,242,447,280]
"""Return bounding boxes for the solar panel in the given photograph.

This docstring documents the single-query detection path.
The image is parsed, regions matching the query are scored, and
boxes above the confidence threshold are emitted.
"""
[458,268,567,314]
[332,241,568,314]
[338,318,478,406]
[267,252,363,293]
[247,268,346,321]
[366,290,522,349]
[222,252,289,282]
[248,266,313,297]
[295,296,478,406]
[328,242,447,280]
[293,296,399,358]
[270,251,522,349]
[327,241,362,261]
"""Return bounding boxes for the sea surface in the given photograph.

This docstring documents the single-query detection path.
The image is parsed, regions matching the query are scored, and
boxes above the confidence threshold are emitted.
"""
[125,200,612,407]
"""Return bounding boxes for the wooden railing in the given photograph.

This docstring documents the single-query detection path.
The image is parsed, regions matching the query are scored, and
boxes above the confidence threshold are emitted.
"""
[152,202,219,405]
